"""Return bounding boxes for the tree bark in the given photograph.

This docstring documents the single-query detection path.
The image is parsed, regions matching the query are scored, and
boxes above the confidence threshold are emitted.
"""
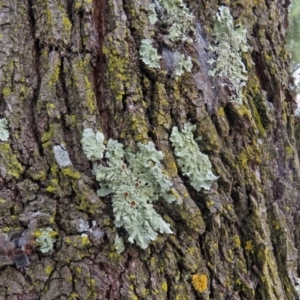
[0,0,299,299]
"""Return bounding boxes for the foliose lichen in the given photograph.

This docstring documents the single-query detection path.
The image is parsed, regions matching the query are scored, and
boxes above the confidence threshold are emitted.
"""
[81,128,105,160]
[139,39,162,69]
[77,219,103,239]
[174,52,193,77]
[148,3,158,25]
[170,123,218,191]
[0,118,9,141]
[144,0,194,76]
[81,129,176,249]
[114,235,125,254]
[35,227,57,253]
[156,0,195,42]
[207,6,249,104]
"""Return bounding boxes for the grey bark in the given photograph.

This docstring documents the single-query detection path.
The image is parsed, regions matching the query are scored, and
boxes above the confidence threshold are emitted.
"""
[0,0,299,299]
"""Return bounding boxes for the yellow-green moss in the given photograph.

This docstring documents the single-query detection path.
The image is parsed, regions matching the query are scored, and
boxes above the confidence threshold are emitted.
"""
[73,57,96,114]
[48,62,61,87]
[62,167,81,179]
[3,86,11,97]
[0,143,24,179]
[42,128,54,143]
[45,265,54,275]
[75,200,97,214]
[238,144,262,171]
[81,234,91,246]
[218,107,226,116]
[129,295,139,300]
[66,114,77,126]
[68,292,79,300]
[84,76,96,113]
[46,178,59,193]
[161,281,168,292]
[62,15,72,34]
[285,145,294,159]
[251,104,266,136]
[232,236,241,248]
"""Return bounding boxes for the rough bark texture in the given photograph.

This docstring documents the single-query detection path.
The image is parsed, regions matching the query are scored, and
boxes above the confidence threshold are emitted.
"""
[0,0,299,299]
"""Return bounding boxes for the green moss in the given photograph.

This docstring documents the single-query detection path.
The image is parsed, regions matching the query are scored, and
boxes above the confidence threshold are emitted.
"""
[232,236,241,248]
[68,292,79,300]
[3,86,11,97]
[218,107,226,116]
[62,15,72,34]
[65,114,77,126]
[62,167,81,179]
[81,234,91,246]
[48,61,61,87]
[161,281,168,292]
[75,198,97,214]
[238,144,261,171]
[42,127,54,143]
[0,143,24,179]
[45,265,54,275]
[73,57,96,115]
[84,76,96,113]
[251,104,266,136]
[285,145,294,159]
[102,31,132,104]
[46,178,59,193]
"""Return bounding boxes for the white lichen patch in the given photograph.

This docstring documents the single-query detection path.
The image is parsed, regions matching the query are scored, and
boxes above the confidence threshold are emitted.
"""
[76,219,104,239]
[0,118,9,141]
[53,145,72,167]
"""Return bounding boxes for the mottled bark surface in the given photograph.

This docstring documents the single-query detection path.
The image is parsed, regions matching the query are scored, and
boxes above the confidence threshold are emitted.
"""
[0,0,299,299]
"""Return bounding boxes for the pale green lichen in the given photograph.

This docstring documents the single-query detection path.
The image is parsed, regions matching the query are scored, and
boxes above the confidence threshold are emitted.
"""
[35,227,57,253]
[139,39,161,69]
[174,52,193,77]
[114,235,125,254]
[81,128,105,160]
[0,118,9,141]
[145,1,194,75]
[158,0,194,42]
[296,278,300,295]
[170,123,218,191]
[208,6,249,104]
[82,129,176,249]
[148,4,158,25]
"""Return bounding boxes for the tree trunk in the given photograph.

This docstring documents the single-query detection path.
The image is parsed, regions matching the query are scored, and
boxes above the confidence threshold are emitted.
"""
[0,0,299,299]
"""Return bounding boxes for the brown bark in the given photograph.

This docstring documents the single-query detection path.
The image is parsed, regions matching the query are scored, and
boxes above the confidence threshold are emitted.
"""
[0,0,299,299]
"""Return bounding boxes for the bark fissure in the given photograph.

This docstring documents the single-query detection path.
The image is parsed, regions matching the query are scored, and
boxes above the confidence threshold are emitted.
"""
[0,0,299,299]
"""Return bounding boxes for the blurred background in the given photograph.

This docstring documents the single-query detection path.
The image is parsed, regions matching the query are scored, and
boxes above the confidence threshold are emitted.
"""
[287,0,300,111]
